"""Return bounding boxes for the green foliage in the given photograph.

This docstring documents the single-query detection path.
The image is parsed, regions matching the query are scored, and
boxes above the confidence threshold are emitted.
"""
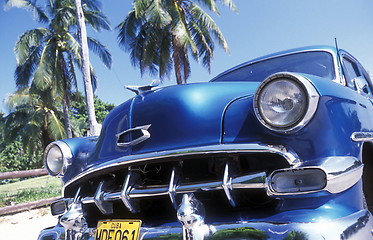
[71,92,115,124]
[207,227,269,240]
[283,231,309,240]
[3,87,65,152]
[8,0,112,138]
[0,93,114,172]
[146,233,182,240]
[70,92,115,135]
[0,140,42,172]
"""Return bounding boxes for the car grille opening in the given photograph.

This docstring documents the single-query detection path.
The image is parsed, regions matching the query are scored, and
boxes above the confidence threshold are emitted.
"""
[64,152,290,227]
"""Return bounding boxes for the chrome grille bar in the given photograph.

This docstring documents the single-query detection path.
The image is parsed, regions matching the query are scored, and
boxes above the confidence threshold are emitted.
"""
[81,169,267,214]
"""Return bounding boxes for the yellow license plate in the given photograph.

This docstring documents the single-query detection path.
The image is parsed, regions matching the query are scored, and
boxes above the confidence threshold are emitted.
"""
[95,220,141,240]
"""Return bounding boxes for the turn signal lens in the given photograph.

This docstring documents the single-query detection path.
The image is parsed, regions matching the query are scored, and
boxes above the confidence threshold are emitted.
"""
[270,168,326,193]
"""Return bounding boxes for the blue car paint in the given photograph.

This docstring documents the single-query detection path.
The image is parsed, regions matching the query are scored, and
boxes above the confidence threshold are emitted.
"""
[40,46,373,240]
[86,82,259,165]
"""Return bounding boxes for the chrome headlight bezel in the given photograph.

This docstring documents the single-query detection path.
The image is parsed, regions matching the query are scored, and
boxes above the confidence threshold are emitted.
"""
[254,72,320,133]
[44,140,72,177]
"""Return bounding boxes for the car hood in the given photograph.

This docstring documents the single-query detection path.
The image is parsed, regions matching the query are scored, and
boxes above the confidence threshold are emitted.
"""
[88,82,260,165]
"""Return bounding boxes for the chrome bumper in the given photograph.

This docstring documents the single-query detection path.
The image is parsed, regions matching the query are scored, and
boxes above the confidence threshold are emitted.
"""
[40,144,369,240]
[38,209,373,240]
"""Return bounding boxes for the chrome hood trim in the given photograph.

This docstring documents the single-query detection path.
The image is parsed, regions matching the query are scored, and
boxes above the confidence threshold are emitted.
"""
[351,132,373,142]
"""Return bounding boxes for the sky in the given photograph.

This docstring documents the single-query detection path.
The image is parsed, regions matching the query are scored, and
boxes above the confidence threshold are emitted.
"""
[1,0,373,113]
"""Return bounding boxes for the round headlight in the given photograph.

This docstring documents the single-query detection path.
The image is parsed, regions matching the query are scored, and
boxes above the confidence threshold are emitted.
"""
[258,79,307,127]
[254,72,319,133]
[44,141,72,177]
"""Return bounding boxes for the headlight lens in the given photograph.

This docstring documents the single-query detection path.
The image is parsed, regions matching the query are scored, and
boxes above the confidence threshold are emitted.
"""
[254,73,319,133]
[45,145,63,175]
[44,141,72,177]
[259,79,307,127]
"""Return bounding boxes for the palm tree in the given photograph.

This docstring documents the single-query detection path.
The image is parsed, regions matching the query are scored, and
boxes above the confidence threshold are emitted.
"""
[117,0,236,84]
[74,0,100,136]
[6,0,112,137]
[3,87,65,153]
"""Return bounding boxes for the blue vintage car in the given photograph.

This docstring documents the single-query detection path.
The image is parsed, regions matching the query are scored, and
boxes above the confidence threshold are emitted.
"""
[38,46,373,240]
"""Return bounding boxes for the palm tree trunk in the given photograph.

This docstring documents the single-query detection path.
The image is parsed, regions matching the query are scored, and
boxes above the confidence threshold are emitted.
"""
[59,55,73,138]
[74,0,100,136]
[62,96,73,138]
[42,114,53,149]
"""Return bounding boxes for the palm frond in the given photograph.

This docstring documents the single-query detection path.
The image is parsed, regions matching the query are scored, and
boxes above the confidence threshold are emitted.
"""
[15,28,50,64]
[33,39,57,90]
[90,66,98,92]
[82,0,102,12]
[4,0,49,23]
[179,48,191,83]
[87,37,112,69]
[218,0,238,13]
[117,9,143,51]
[84,10,111,31]
[146,0,172,28]
[169,3,198,54]
[47,109,66,139]
[193,0,219,14]
[158,30,172,79]
[131,24,158,76]
[65,32,82,62]
[67,54,78,92]
[52,6,75,29]
[134,0,152,18]
[190,3,228,52]
[4,88,31,112]
[14,46,42,88]
[142,25,161,70]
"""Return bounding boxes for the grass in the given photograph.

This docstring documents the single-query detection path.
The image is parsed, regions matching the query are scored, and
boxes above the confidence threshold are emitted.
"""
[0,175,62,207]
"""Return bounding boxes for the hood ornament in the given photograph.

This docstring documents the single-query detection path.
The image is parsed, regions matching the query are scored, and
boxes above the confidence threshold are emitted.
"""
[125,79,160,95]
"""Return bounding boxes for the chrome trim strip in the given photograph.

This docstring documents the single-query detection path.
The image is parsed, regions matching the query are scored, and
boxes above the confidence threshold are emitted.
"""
[351,132,373,142]
[63,143,300,194]
[116,124,151,147]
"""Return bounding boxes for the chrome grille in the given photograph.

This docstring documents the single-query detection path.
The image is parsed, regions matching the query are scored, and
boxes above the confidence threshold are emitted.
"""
[80,164,267,214]
[63,145,295,225]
